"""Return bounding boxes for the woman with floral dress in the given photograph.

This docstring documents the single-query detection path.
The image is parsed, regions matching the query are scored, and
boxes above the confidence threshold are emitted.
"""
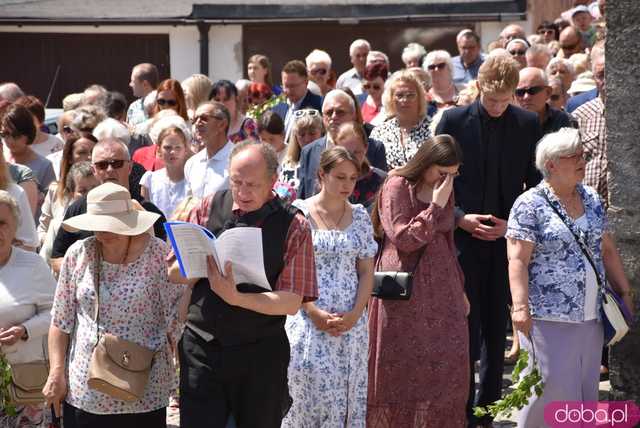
[283,146,376,427]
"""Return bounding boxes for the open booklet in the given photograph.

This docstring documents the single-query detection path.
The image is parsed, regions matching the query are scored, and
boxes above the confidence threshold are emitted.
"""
[164,221,271,291]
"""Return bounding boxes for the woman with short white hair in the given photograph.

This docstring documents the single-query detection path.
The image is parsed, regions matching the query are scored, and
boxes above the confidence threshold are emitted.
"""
[0,190,56,428]
[306,49,333,96]
[401,42,427,69]
[546,58,576,95]
[370,70,431,169]
[423,50,458,113]
[506,128,634,427]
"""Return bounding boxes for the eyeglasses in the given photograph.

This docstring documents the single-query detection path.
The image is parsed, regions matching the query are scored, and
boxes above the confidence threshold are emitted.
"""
[324,108,347,117]
[427,62,447,71]
[559,151,592,162]
[515,86,547,97]
[157,99,178,107]
[293,109,320,118]
[310,68,327,76]
[393,92,417,102]
[509,49,527,56]
[93,159,127,170]
[363,83,382,91]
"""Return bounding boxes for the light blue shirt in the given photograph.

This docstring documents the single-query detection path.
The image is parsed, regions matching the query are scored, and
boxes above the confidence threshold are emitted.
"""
[506,183,607,322]
[452,54,485,90]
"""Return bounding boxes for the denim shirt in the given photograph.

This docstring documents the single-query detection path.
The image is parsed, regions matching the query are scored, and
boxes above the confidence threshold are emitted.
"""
[506,182,607,322]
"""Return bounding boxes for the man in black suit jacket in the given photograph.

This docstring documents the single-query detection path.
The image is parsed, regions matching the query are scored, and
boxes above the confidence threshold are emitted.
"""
[436,54,542,428]
[271,60,323,137]
[297,89,387,199]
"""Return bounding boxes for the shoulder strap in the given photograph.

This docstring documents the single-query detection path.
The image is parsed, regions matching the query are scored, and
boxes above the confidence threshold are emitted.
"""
[93,241,101,342]
[375,233,429,274]
[538,189,603,290]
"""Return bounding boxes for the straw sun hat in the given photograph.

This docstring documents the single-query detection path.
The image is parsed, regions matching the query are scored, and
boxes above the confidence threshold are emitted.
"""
[62,182,160,235]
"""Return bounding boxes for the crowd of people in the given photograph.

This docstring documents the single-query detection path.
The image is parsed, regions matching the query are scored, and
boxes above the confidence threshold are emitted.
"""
[0,0,636,427]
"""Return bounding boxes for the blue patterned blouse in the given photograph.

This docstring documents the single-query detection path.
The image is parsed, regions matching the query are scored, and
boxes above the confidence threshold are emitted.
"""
[506,182,607,322]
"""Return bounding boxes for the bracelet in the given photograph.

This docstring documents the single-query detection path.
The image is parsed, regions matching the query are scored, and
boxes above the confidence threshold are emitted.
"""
[511,305,529,314]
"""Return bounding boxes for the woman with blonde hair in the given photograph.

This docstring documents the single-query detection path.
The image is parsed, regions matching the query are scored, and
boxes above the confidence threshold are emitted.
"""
[370,70,431,169]
[181,74,213,121]
[279,109,324,193]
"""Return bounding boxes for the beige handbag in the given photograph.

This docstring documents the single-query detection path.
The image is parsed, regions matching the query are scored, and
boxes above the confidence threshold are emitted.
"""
[87,241,156,402]
[4,335,49,405]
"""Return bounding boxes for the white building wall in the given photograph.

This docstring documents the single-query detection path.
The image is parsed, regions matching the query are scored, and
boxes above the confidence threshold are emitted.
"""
[209,25,243,82]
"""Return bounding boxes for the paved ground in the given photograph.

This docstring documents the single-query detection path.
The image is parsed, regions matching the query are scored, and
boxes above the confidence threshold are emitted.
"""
[167,334,612,427]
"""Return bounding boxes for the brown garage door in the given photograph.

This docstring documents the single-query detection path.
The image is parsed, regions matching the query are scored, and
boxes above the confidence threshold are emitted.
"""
[243,21,476,83]
[0,32,170,108]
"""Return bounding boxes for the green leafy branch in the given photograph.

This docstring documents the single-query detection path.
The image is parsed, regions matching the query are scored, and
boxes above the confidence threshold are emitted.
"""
[0,353,17,416]
[474,349,544,419]
[247,94,286,122]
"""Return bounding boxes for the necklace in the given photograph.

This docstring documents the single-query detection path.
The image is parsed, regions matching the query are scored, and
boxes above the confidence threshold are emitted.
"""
[314,200,346,230]
[548,183,582,218]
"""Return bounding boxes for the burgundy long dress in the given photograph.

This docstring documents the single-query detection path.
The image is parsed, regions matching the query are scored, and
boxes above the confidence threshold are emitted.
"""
[367,175,469,428]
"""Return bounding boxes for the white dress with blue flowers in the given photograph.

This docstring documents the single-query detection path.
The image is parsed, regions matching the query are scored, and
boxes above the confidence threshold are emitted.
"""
[282,201,377,428]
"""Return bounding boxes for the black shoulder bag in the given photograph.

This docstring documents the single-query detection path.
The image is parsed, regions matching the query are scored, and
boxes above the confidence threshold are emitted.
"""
[371,234,427,301]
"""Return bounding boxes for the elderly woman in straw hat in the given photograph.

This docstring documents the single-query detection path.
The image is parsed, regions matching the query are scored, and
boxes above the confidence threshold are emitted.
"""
[43,182,183,428]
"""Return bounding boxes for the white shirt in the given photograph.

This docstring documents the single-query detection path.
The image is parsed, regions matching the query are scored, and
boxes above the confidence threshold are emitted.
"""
[575,214,598,320]
[30,133,64,158]
[0,246,55,338]
[140,168,189,219]
[336,67,364,95]
[8,183,38,248]
[46,150,64,180]
[184,141,233,199]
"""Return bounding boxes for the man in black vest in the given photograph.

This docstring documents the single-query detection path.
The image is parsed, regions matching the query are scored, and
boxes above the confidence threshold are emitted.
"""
[436,54,542,428]
[169,140,318,428]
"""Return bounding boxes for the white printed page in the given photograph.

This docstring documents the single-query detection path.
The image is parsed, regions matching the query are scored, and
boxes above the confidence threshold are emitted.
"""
[166,222,215,278]
[214,227,271,290]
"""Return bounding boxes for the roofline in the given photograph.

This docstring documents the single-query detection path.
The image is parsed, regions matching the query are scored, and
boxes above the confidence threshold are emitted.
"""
[0,12,526,27]
[0,0,527,26]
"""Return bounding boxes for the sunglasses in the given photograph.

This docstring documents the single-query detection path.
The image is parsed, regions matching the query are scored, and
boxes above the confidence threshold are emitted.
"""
[62,125,74,134]
[157,99,178,107]
[363,83,382,91]
[310,68,327,76]
[294,109,320,118]
[509,49,527,56]
[93,159,127,170]
[427,62,447,71]
[515,86,547,97]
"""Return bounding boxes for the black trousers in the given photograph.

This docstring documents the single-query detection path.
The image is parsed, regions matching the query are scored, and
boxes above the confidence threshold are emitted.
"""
[62,402,166,428]
[179,327,292,428]
[458,238,509,426]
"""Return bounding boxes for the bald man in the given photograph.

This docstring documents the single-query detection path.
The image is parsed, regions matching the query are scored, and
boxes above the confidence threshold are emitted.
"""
[500,24,526,47]
[559,26,585,58]
[516,67,574,135]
